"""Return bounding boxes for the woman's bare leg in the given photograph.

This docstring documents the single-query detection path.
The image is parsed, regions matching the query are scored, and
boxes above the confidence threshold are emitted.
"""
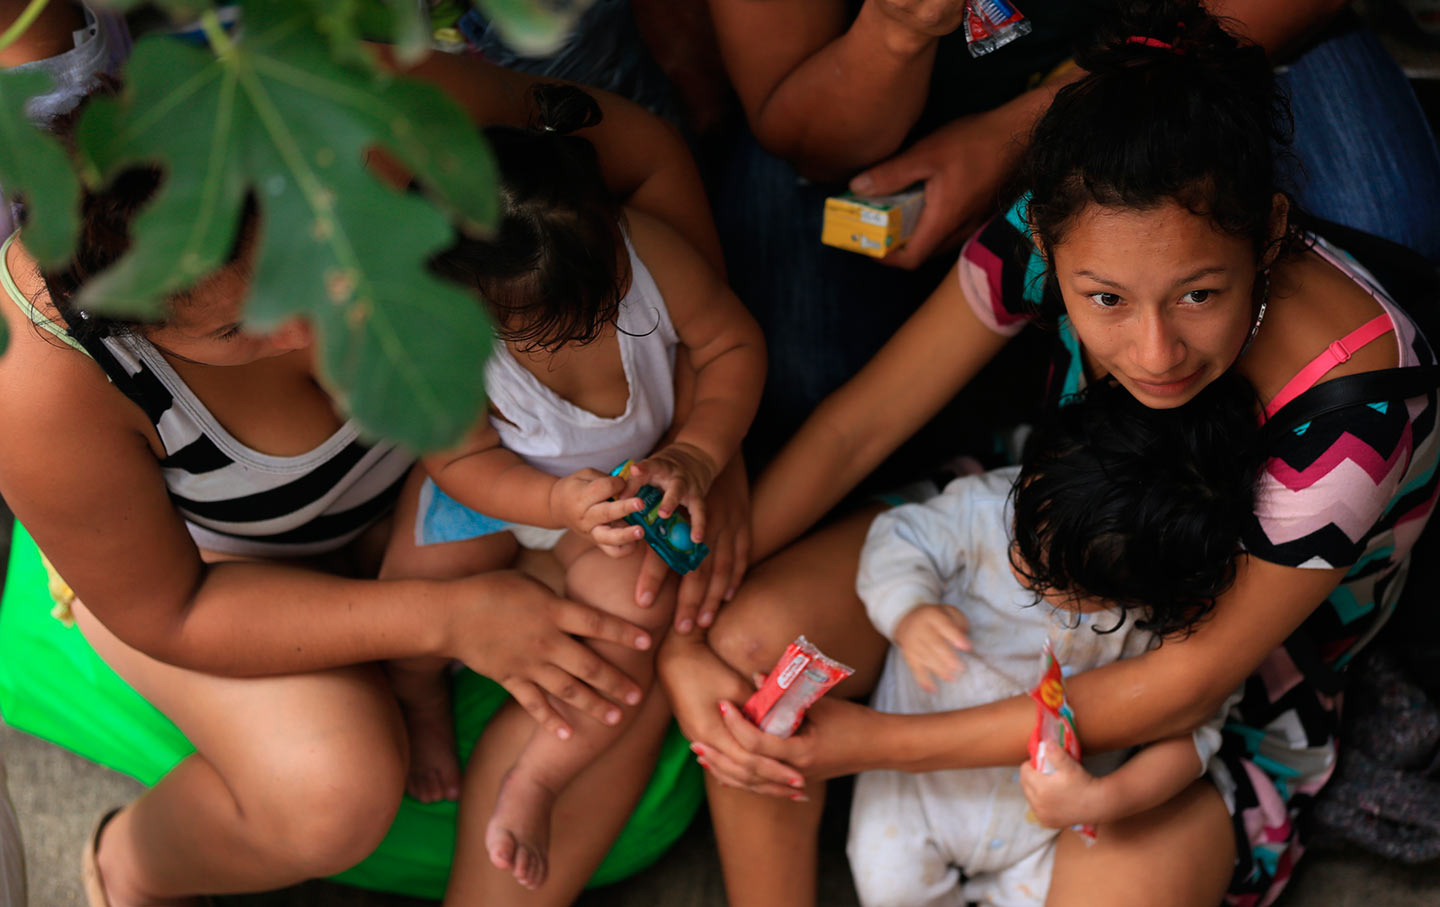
[700,506,889,907]
[73,603,408,906]
[380,468,519,802]
[1046,777,1234,907]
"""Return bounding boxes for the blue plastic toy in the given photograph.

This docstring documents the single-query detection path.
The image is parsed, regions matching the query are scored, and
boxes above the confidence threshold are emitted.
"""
[611,460,710,574]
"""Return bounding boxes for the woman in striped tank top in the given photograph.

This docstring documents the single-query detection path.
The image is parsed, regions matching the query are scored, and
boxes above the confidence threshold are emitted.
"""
[0,56,742,906]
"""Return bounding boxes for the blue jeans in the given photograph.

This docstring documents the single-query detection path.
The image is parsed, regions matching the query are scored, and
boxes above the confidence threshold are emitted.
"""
[1279,15,1440,263]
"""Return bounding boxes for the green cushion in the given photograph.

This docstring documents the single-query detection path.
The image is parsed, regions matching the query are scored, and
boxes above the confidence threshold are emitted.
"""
[0,521,701,897]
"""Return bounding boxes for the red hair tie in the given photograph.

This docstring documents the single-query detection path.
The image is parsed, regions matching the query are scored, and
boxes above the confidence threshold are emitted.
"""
[1127,35,1176,51]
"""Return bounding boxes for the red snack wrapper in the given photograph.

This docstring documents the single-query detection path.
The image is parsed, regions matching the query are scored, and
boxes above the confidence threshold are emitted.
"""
[743,636,854,738]
[963,0,1033,57]
[1027,640,1098,843]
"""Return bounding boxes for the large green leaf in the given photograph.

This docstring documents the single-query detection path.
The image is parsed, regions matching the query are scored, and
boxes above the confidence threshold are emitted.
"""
[75,0,501,450]
[0,70,80,267]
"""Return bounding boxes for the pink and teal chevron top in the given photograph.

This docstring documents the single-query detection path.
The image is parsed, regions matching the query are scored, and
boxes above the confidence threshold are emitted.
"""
[958,205,1440,905]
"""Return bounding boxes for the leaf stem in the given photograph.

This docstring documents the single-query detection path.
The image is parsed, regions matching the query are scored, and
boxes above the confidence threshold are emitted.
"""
[0,0,53,55]
[198,6,237,59]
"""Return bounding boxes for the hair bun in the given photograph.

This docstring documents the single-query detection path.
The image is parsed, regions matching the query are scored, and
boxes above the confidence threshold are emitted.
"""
[1077,0,1247,73]
[530,83,603,136]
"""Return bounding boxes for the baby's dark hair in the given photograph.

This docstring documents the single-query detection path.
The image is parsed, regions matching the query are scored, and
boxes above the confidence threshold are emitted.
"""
[1017,0,1299,320]
[1010,372,1262,639]
[430,84,628,352]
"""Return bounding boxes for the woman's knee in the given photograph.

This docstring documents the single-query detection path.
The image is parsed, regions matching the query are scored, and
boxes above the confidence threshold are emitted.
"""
[242,734,407,875]
[707,582,799,677]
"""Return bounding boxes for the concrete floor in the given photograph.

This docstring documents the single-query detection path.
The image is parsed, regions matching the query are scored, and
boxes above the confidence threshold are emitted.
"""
[4,716,1439,906]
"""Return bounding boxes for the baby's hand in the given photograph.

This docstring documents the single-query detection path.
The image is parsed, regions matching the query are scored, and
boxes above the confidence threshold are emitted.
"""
[1019,744,1103,830]
[893,604,971,693]
[627,443,717,542]
[549,468,647,556]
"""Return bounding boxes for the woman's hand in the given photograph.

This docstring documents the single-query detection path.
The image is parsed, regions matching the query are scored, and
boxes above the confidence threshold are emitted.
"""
[715,693,888,784]
[447,570,654,740]
[635,456,752,631]
[548,468,647,556]
[659,633,803,797]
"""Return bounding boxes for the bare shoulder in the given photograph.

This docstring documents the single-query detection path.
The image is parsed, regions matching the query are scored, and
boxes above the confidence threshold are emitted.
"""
[622,206,723,299]
[1238,246,1399,404]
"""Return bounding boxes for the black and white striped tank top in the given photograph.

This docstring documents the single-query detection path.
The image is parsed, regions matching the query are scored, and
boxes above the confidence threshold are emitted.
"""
[3,235,414,557]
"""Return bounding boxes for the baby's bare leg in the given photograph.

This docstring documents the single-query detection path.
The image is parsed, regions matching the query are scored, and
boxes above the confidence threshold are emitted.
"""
[380,469,519,803]
[479,537,673,890]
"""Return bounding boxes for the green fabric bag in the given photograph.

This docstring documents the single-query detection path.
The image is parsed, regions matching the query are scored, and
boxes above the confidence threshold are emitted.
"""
[0,521,702,897]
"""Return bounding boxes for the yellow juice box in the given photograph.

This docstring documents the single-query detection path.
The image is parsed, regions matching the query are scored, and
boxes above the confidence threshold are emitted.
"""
[821,188,926,258]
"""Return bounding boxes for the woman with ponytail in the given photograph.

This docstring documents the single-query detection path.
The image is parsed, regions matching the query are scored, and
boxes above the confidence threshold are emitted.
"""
[659,2,1440,903]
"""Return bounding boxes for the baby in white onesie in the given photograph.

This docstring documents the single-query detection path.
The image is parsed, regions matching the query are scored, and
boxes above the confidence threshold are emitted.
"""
[849,375,1262,907]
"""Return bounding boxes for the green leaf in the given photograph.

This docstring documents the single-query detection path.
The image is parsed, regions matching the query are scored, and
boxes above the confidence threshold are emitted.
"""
[74,0,501,450]
[473,0,595,57]
[0,70,80,267]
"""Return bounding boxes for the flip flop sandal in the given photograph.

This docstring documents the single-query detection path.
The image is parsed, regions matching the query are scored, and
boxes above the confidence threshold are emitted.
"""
[81,807,122,907]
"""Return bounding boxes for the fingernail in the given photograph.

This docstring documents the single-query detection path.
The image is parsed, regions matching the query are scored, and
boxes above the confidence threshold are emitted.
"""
[690,743,705,755]
[638,590,654,606]
[557,726,571,740]
[699,611,714,627]
[698,759,710,770]
[635,634,651,650]
[789,777,804,789]
[718,702,730,715]
[634,528,644,539]
[605,709,622,725]
[790,793,809,802]
[851,174,873,193]
[626,689,642,705]
[724,588,736,602]
[678,618,694,633]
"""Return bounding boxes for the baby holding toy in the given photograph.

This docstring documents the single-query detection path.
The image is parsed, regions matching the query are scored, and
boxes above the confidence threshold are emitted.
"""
[380,84,764,894]
[849,375,1257,906]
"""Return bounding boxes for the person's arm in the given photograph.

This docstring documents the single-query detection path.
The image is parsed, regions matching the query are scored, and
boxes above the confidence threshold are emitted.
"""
[707,0,965,180]
[1019,734,1205,829]
[748,259,1012,559]
[621,208,766,540]
[380,50,725,272]
[0,333,651,739]
[1207,0,1349,56]
[709,556,1345,787]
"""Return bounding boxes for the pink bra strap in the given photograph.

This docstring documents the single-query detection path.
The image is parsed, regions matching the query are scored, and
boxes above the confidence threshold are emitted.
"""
[1263,313,1395,419]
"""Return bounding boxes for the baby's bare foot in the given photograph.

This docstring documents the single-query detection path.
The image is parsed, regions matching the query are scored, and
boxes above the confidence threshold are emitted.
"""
[390,667,461,802]
[484,769,557,890]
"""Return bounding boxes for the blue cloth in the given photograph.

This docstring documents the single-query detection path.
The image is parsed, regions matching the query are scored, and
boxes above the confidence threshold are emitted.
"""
[1278,16,1440,263]
[414,477,511,546]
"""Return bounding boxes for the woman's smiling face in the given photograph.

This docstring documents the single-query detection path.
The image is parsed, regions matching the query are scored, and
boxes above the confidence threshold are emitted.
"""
[1048,200,1262,409]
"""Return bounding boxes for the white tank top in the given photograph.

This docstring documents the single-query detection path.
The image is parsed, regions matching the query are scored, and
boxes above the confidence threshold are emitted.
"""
[483,232,678,477]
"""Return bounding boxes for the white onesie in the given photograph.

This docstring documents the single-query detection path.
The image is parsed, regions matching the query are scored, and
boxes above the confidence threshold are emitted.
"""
[415,230,680,550]
[849,467,1231,907]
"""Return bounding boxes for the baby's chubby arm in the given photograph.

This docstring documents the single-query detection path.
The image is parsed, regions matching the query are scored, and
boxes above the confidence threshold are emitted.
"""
[1019,733,1207,829]
[424,420,648,552]
[857,485,979,690]
[622,208,767,543]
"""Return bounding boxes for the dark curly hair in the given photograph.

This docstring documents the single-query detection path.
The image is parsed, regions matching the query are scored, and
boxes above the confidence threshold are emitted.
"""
[1016,0,1302,321]
[1010,371,1263,639]
[429,84,630,353]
